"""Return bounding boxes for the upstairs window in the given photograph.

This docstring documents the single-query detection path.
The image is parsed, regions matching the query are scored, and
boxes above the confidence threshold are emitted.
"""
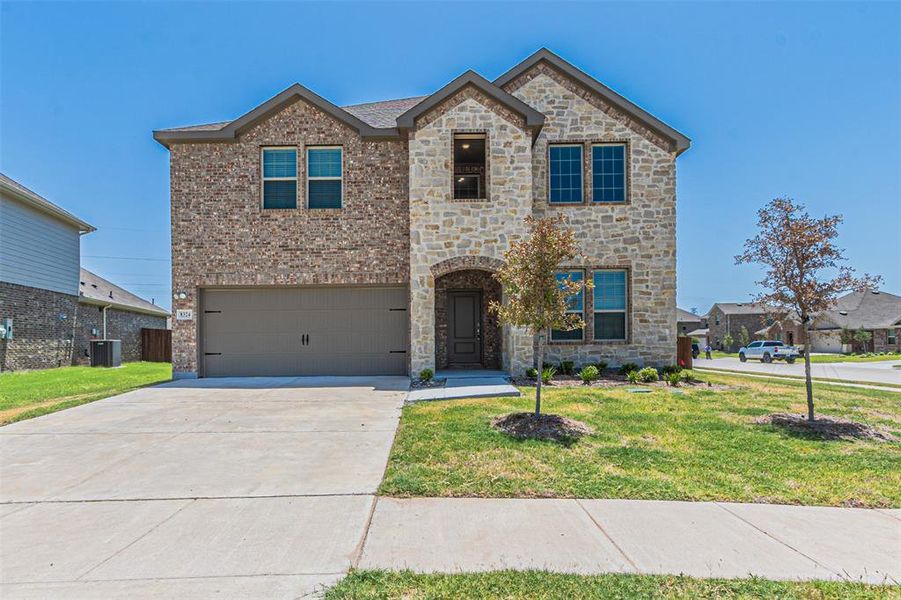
[551,271,584,341]
[262,148,297,209]
[592,144,626,202]
[453,134,487,200]
[593,270,628,341]
[307,147,343,209]
[549,144,583,203]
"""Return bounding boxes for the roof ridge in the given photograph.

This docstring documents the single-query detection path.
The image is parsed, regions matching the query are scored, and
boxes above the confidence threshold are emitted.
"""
[341,95,427,108]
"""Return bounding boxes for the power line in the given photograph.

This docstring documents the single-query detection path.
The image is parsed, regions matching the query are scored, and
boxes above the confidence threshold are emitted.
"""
[83,255,169,262]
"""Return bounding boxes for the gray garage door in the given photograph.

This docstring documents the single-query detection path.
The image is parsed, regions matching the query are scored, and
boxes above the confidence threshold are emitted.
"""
[201,287,408,377]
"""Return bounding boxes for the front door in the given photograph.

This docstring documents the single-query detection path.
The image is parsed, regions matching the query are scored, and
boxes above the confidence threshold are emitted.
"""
[448,291,482,366]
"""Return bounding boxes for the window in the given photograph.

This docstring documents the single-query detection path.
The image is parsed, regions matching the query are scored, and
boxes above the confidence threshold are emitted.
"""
[592,144,626,202]
[549,144,583,203]
[889,329,897,345]
[307,147,342,208]
[453,134,487,199]
[593,270,627,341]
[551,271,584,341]
[262,148,297,209]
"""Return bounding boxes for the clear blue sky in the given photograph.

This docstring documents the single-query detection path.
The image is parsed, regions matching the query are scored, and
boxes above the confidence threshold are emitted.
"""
[2,1,898,314]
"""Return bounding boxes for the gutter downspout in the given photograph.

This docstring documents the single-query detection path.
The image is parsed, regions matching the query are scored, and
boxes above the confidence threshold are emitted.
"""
[102,304,111,339]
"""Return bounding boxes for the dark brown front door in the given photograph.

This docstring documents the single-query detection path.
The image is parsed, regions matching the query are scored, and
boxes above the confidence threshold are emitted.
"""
[448,291,481,366]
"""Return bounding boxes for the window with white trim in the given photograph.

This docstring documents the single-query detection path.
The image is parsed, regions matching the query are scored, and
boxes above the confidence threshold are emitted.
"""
[889,328,897,345]
[549,144,583,203]
[307,147,343,209]
[593,269,627,341]
[262,148,297,209]
[551,270,584,341]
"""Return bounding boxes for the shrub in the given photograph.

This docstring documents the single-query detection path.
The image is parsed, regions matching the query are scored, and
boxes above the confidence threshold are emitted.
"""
[626,370,641,384]
[637,367,659,383]
[419,368,434,382]
[558,360,575,375]
[665,372,682,387]
[661,365,682,376]
[593,361,608,372]
[526,367,538,379]
[619,362,639,376]
[541,366,557,384]
[578,365,599,384]
[680,369,697,382]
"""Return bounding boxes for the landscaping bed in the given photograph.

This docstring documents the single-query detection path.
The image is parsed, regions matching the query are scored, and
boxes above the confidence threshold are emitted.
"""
[379,372,901,507]
[324,570,895,599]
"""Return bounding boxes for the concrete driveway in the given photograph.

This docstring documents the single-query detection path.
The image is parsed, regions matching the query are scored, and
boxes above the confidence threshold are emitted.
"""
[697,357,901,387]
[0,376,408,599]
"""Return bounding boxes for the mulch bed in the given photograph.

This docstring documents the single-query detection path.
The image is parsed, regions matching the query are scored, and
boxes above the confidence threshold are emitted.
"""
[491,412,594,443]
[756,413,897,442]
[410,378,446,390]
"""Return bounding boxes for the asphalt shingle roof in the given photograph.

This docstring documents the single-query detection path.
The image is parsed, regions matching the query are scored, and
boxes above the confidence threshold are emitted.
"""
[342,96,426,128]
[79,268,169,317]
[712,302,768,315]
[814,290,901,330]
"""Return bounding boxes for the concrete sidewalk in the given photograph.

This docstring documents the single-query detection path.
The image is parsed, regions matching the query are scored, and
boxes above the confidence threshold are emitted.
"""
[699,357,901,387]
[358,497,901,584]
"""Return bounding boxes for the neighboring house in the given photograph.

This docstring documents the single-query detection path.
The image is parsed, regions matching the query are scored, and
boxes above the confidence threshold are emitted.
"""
[154,48,690,379]
[75,268,170,363]
[0,173,168,371]
[677,307,703,337]
[763,290,901,353]
[706,302,771,352]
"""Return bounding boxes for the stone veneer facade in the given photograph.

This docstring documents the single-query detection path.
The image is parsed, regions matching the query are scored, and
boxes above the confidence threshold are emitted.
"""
[434,269,502,370]
[165,57,685,376]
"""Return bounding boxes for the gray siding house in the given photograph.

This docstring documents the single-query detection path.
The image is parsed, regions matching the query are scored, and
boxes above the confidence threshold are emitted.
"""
[0,174,168,370]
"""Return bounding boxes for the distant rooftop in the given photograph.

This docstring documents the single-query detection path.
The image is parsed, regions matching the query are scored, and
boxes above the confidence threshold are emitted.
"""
[79,268,169,317]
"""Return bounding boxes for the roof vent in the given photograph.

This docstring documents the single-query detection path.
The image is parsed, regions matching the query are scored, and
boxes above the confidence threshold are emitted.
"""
[91,284,97,288]
[839,310,848,316]
[736,303,743,306]
[108,291,113,299]
[871,290,880,294]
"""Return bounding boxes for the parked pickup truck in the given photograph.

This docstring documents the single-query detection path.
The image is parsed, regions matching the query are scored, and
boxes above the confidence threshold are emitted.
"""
[738,340,800,363]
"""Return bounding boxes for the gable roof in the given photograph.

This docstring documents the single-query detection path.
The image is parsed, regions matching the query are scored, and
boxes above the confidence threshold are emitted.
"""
[709,302,768,316]
[677,307,702,322]
[153,84,403,148]
[812,290,901,330]
[494,48,691,155]
[343,96,427,128]
[395,70,545,138]
[79,268,169,317]
[0,173,95,234]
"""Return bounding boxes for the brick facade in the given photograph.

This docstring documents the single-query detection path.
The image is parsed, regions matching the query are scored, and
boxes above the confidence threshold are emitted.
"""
[165,56,686,376]
[0,281,79,371]
[169,97,410,376]
[707,306,770,352]
[73,304,167,364]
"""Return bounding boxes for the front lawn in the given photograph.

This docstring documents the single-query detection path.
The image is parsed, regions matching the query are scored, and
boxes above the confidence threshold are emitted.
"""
[0,362,172,425]
[809,352,901,364]
[325,571,895,599]
[380,373,901,507]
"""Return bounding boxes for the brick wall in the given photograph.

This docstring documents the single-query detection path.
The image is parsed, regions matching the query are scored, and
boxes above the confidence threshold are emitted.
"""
[707,307,770,351]
[506,65,678,368]
[169,97,409,376]
[73,304,168,364]
[0,281,79,371]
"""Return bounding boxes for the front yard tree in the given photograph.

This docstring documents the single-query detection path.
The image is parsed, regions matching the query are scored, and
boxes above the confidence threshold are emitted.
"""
[491,216,586,417]
[739,326,751,349]
[853,328,873,353]
[736,198,880,421]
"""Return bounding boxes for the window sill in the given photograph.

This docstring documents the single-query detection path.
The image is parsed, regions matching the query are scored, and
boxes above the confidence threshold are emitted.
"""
[451,197,490,203]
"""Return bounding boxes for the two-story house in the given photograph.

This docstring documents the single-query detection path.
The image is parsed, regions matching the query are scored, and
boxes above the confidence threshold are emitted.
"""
[154,49,690,379]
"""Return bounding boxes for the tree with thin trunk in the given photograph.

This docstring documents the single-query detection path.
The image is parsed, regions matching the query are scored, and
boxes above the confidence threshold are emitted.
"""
[853,328,873,354]
[736,198,880,421]
[490,216,586,417]
[739,326,751,349]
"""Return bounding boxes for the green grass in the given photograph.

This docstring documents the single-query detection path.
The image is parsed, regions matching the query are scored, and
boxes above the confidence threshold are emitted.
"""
[380,373,901,507]
[692,367,901,390]
[324,571,898,599]
[0,362,172,425]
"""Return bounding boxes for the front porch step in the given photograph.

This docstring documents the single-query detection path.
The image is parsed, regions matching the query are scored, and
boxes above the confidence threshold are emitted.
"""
[407,375,521,403]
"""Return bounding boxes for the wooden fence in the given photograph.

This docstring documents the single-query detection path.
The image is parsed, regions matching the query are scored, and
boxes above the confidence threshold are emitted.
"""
[141,328,172,363]
[676,336,693,369]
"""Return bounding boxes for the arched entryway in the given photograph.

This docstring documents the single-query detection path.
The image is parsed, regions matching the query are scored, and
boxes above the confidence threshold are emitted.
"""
[434,269,502,369]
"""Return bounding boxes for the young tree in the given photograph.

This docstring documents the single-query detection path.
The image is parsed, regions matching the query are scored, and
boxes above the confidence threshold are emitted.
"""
[853,328,873,353]
[736,198,880,421]
[722,333,734,352]
[739,326,751,349]
[490,216,587,417]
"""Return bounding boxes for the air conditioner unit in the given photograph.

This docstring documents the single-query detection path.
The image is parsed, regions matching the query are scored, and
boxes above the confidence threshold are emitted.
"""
[90,340,122,367]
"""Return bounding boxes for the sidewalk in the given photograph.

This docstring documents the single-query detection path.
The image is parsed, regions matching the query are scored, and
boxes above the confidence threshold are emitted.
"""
[357,497,900,585]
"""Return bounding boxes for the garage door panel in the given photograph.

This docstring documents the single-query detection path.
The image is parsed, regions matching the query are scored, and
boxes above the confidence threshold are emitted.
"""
[201,287,408,377]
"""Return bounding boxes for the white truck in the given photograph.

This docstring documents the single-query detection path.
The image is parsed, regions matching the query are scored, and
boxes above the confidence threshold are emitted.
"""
[738,340,800,363]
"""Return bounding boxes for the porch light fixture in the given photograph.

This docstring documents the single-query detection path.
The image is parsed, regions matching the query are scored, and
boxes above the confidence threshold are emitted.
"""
[461,143,470,149]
